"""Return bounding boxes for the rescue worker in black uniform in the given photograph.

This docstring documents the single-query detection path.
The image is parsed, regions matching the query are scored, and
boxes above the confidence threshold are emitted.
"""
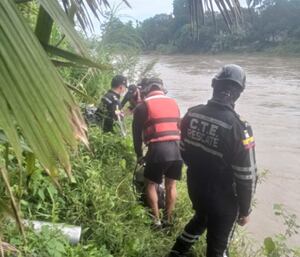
[121,84,142,111]
[121,78,149,110]
[168,64,258,257]
[95,75,127,133]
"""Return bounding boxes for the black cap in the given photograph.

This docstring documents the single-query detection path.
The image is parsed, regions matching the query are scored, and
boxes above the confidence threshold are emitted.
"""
[111,75,127,88]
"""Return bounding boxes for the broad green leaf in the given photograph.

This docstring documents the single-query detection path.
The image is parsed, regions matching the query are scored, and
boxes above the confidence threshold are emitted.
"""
[0,0,87,176]
[35,6,53,44]
[37,0,88,56]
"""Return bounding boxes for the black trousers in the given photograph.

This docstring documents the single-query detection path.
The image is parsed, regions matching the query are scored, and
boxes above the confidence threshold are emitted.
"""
[170,204,238,257]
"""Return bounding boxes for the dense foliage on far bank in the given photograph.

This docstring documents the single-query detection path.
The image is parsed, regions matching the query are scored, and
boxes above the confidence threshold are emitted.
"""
[101,0,300,55]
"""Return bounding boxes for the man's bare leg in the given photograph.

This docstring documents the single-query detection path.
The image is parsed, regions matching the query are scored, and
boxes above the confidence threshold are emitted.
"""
[146,179,160,224]
[165,177,177,223]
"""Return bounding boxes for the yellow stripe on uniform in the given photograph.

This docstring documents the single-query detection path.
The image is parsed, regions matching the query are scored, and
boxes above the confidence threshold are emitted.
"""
[243,136,254,145]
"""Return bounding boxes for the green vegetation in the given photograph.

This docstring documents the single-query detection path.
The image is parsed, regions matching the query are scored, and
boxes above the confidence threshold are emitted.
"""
[101,0,300,55]
[1,0,300,256]
[1,128,299,256]
[0,128,192,256]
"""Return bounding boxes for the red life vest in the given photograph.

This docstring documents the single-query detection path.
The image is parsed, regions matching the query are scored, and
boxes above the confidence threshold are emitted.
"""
[143,91,181,144]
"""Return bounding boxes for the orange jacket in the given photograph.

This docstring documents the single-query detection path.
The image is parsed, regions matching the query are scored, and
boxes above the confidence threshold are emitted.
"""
[143,91,180,144]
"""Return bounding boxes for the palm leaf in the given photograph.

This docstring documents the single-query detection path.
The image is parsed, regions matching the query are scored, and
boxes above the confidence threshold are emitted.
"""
[19,0,132,67]
[189,0,249,37]
[44,44,111,70]
[246,0,262,8]
[35,5,53,44]
[37,0,88,56]
[0,0,87,175]
[69,0,131,30]
[41,0,131,33]
[218,0,233,27]
[209,0,217,32]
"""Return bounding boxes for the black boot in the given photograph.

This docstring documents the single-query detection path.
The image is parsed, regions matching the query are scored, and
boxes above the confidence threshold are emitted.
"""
[168,229,199,257]
[166,250,187,257]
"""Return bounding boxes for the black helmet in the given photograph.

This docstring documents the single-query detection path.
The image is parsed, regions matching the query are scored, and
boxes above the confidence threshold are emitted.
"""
[111,75,127,89]
[212,64,246,91]
[141,77,166,95]
[139,78,149,89]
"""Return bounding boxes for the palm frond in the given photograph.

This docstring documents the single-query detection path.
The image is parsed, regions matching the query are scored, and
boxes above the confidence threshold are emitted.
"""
[35,5,53,44]
[37,0,88,55]
[188,0,248,37]
[246,0,263,8]
[58,0,131,32]
[218,0,233,28]
[0,0,87,175]
[209,0,217,32]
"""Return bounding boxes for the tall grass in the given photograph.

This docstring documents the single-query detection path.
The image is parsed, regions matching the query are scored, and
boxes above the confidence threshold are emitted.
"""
[0,128,196,256]
[1,127,299,256]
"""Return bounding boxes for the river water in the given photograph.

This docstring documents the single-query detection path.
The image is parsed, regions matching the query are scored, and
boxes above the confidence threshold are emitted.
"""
[146,54,300,246]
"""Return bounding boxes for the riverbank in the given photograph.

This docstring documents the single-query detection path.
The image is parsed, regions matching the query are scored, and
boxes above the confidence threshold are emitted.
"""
[143,40,300,57]
[1,118,299,256]
[2,127,209,256]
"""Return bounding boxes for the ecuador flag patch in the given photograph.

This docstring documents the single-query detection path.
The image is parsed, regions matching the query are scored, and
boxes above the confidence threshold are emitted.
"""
[243,136,255,149]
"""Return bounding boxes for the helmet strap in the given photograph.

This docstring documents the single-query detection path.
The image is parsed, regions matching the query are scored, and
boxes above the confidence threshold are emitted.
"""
[213,84,241,106]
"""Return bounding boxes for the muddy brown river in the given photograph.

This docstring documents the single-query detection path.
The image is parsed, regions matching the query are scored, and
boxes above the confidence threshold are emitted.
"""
[145,54,300,246]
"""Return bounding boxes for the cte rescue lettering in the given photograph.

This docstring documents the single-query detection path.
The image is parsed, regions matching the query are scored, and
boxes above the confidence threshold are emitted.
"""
[187,118,219,148]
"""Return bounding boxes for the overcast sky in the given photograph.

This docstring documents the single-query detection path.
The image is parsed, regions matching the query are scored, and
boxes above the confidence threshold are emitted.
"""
[117,0,173,21]
[116,0,247,22]
[90,0,248,34]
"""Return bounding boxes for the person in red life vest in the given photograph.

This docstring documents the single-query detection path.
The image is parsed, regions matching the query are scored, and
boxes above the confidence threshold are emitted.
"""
[132,77,183,227]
